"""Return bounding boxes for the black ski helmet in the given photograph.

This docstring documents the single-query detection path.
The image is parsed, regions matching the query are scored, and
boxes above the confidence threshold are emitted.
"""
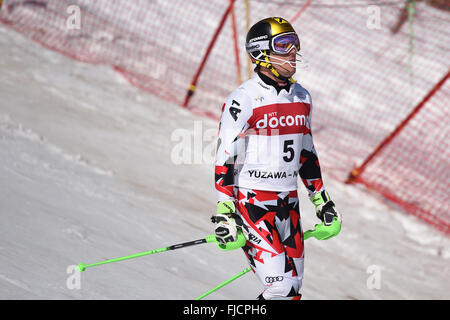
[246,17,300,80]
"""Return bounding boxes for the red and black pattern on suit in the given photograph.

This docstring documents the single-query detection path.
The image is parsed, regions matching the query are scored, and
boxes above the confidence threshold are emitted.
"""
[236,187,304,300]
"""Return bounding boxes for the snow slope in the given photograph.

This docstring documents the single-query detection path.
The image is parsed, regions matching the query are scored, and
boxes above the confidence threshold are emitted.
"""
[0,25,449,300]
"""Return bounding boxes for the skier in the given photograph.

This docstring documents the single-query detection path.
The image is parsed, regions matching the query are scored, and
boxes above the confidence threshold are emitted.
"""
[212,17,342,300]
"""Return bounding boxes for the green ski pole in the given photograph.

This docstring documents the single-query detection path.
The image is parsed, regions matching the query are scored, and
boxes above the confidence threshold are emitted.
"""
[77,230,247,272]
[196,220,342,299]
[77,234,217,272]
[195,267,252,300]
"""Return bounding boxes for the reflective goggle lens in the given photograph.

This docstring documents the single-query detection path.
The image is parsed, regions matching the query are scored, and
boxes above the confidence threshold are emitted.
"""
[272,33,300,54]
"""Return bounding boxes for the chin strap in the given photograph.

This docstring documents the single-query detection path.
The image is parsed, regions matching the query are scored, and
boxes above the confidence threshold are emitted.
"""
[268,65,296,84]
[252,50,297,83]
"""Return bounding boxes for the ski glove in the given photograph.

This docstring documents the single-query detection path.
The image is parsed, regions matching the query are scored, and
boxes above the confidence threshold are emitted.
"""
[211,200,248,245]
[310,190,342,226]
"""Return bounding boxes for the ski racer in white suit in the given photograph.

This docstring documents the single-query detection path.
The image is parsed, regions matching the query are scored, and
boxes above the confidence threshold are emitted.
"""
[212,17,342,300]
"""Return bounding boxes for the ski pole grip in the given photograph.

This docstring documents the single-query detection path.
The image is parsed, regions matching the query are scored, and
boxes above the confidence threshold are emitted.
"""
[205,234,217,243]
[217,230,247,251]
[207,233,246,251]
[77,263,87,272]
[303,218,341,240]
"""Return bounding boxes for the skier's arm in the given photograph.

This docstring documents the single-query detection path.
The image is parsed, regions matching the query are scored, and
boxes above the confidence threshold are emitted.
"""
[214,89,252,203]
[299,100,342,226]
[298,102,324,197]
[213,89,252,244]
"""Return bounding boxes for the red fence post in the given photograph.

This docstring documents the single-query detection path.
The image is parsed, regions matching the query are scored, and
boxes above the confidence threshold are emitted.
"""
[182,0,235,108]
[346,70,450,184]
[290,0,312,23]
[230,0,241,84]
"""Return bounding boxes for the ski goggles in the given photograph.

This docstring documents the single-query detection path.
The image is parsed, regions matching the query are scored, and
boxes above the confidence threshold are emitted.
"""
[271,32,300,55]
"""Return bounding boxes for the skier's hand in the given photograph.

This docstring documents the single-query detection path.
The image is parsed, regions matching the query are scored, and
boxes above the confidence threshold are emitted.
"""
[310,190,342,226]
[211,200,248,245]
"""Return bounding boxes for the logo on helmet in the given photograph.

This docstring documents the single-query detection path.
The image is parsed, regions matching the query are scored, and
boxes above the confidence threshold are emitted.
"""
[249,35,268,43]
[246,44,260,51]
[274,17,288,24]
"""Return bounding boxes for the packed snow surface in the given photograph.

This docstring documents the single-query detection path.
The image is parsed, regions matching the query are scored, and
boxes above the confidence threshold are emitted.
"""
[0,25,449,299]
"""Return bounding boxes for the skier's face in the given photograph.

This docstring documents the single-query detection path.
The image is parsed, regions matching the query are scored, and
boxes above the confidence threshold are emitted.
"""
[269,49,297,78]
